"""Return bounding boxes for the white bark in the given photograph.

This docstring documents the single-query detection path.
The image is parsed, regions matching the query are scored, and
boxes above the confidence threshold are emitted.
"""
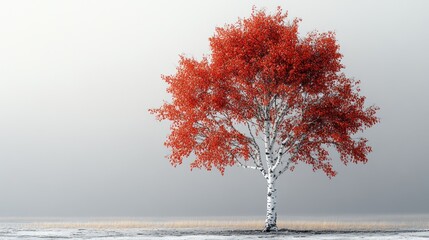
[262,103,280,231]
[234,98,301,231]
[264,119,274,169]
[264,175,278,231]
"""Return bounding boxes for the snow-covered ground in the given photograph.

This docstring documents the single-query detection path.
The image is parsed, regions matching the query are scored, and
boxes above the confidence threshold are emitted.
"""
[1,216,428,239]
[0,226,428,239]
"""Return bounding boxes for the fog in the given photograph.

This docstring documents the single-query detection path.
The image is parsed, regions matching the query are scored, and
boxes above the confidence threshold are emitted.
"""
[0,0,428,217]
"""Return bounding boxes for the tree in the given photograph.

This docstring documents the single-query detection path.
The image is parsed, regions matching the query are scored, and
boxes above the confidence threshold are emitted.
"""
[150,7,379,232]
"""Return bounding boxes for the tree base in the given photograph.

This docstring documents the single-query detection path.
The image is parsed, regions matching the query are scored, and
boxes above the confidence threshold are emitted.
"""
[262,224,278,232]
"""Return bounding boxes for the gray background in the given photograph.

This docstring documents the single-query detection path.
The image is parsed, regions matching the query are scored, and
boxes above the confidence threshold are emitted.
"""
[0,0,428,218]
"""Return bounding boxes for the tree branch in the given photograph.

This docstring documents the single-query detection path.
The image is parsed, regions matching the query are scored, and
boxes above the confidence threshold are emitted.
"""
[234,156,268,179]
[274,134,307,179]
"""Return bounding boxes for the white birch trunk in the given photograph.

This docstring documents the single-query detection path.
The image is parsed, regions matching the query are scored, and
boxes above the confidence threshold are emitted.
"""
[264,175,278,232]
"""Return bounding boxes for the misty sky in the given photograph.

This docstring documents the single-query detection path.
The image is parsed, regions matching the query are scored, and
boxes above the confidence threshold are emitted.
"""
[0,0,428,218]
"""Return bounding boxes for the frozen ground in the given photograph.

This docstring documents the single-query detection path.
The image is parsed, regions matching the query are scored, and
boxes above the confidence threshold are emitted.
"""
[0,216,428,239]
[1,228,429,239]
[0,225,429,239]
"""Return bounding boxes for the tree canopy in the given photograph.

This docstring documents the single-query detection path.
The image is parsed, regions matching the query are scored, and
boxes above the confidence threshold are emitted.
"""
[151,7,379,178]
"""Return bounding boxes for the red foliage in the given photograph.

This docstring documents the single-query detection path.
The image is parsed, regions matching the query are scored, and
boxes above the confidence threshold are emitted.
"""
[150,8,379,177]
